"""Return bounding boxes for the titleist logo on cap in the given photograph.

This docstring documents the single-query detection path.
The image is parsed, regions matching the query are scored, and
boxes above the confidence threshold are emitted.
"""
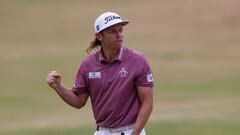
[104,15,121,24]
[94,12,129,33]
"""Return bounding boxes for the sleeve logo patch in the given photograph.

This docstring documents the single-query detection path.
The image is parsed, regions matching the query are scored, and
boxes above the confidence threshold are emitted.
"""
[89,72,101,79]
[147,73,154,82]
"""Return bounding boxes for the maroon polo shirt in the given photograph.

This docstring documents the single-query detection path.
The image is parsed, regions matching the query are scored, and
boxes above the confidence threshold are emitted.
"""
[73,47,154,128]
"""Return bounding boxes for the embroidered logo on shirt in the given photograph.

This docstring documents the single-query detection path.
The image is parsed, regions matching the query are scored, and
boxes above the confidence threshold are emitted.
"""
[119,67,128,77]
[147,73,154,82]
[89,72,101,79]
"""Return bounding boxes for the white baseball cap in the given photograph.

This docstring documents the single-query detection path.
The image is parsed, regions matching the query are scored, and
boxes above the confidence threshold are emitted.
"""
[94,12,129,33]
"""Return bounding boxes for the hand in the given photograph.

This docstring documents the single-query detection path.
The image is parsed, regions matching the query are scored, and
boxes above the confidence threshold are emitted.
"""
[46,71,62,88]
[131,131,139,135]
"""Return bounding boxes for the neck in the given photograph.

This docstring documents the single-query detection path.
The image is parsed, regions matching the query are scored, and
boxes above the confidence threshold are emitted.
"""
[102,47,119,62]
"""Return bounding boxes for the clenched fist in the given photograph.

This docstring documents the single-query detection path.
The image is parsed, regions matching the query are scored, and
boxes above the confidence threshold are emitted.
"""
[46,71,62,88]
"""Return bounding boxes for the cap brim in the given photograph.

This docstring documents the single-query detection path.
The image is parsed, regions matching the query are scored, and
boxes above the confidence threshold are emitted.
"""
[100,20,129,32]
[118,20,129,26]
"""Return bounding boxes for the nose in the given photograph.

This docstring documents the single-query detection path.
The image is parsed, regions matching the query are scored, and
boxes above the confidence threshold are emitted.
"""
[116,30,123,38]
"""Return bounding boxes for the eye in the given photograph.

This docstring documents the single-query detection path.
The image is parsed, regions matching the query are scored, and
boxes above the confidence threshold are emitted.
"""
[118,28,123,33]
[107,29,117,34]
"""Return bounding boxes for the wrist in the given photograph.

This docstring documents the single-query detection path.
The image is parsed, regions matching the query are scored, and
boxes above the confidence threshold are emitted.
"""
[131,130,140,135]
[52,83,63,91]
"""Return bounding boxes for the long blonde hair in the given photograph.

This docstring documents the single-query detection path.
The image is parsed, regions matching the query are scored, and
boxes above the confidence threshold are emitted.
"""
[86,38,102,54]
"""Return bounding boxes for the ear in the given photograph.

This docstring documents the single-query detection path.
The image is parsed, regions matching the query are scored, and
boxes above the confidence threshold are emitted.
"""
[95,33,103,41]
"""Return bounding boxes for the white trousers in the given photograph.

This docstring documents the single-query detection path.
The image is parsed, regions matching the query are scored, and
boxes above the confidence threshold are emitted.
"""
[93,128,146,135]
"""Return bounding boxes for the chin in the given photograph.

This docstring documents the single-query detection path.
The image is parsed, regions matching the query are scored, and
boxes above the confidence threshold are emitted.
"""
[111,43,122,50]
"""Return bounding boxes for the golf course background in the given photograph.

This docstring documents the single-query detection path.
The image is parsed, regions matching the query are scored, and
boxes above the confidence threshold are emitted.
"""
[1,0,240,134]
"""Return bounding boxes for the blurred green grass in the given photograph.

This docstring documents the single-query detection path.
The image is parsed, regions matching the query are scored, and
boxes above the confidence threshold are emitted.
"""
[1,121,240,135]
[1,0,240,135]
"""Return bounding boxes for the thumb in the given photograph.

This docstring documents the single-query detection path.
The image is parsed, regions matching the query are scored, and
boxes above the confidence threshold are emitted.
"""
[53,74,62,84]
[55,75,61,84]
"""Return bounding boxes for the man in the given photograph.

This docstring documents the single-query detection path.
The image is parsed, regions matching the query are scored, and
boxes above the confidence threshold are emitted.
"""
[47,12,154,135]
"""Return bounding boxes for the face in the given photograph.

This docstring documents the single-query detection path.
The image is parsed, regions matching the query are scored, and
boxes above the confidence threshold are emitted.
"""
[96,24,124,50]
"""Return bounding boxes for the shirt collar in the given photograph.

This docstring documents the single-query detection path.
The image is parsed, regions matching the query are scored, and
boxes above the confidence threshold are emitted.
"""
[98,47,124,64]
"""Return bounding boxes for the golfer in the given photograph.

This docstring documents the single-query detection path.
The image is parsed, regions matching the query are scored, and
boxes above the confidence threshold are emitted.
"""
[47,12,154,135]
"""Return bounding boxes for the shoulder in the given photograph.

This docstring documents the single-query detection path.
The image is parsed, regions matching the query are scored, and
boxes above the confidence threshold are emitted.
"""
[79,51,98,69]
[82,53,96,63]
[122,47,146,61]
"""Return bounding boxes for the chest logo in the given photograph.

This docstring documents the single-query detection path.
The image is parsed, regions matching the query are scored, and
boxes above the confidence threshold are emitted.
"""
[119,67,128,78]
[89,72,101,79]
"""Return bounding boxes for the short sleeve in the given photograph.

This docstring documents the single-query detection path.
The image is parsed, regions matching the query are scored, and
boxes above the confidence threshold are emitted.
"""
[73,62,88,94]
[135,55,154,87]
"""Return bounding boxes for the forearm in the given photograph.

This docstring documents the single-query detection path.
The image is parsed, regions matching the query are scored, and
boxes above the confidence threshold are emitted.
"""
[132,100,153,135]
[52,83,84,109]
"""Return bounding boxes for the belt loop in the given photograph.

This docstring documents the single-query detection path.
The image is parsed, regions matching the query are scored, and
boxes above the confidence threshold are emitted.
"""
[96,125,99,131]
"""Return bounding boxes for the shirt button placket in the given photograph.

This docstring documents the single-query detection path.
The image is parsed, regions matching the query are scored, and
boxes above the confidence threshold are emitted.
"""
[107,63,114,82]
